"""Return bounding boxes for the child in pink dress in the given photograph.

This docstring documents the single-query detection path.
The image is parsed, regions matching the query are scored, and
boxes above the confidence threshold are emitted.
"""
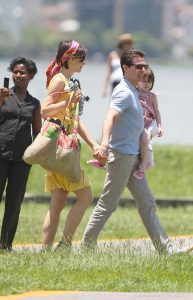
[134,67,163,179]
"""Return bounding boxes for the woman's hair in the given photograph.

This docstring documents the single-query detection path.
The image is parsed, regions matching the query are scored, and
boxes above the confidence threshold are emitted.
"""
[8,57,38,75]
[120,49,145,74]
[143,67,155,90]
[56,39,88,69]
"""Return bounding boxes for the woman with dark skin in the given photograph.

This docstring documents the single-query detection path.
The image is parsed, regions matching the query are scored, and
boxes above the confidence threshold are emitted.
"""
[0,57,41,251]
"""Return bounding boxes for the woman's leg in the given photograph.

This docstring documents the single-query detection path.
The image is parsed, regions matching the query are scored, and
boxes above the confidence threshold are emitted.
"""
[42,188,68,247]
[1,160,31,249]
[61,186,93,244]
[0,159,9,203]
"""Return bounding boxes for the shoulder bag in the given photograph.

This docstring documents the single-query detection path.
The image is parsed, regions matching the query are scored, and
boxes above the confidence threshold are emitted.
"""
[23,94,81,183]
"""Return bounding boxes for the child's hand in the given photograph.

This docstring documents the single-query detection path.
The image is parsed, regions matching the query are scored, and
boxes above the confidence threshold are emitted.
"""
[158,125,163,137]
[98,157,106,166]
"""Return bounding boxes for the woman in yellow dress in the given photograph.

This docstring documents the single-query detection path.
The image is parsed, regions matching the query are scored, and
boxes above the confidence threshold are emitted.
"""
[41,40,99,248]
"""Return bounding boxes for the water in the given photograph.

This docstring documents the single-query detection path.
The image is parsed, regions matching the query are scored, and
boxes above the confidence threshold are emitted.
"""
[1,59,193,145]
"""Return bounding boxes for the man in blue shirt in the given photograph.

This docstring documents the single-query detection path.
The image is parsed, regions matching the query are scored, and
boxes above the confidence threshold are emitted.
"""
[82,49,191,255]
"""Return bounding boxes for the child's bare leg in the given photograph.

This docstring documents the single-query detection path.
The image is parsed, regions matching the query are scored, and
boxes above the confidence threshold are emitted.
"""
[139,129,148,173]
[133,129,148,179]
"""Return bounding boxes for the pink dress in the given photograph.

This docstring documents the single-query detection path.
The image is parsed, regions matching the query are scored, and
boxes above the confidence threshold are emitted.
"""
[139,91,155,129]
[139,91,159,170]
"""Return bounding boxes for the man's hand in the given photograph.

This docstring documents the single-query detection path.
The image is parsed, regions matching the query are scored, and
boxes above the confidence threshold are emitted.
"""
[94,144,109,164]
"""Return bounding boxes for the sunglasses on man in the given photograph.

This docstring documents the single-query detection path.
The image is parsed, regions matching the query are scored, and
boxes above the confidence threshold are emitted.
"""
[129,64,149,70]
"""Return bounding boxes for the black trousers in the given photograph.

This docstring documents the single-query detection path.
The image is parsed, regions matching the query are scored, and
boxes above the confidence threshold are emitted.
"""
[0,158,31,249]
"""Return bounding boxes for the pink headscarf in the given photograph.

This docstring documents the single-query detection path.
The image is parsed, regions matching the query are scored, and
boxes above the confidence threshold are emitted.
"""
[46,40,80,88]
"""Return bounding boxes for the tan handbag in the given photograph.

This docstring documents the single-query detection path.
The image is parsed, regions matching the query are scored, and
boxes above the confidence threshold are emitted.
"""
[23,97,81,183]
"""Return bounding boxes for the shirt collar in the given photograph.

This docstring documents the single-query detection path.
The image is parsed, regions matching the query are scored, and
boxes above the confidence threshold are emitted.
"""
[10,86,30,97]
[121,78,138,93]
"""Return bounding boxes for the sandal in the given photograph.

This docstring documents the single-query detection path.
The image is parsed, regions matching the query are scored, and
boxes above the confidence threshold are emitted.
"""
[133,168,144,179]
[86,159,106,170]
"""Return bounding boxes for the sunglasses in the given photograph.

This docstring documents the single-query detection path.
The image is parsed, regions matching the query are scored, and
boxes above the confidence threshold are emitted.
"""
[129,64,149,70]
[74,56,85,62]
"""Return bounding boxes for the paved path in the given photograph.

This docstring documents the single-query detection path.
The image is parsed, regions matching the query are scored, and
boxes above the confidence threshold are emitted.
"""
[1,291,193,300]
[14,235,193,255]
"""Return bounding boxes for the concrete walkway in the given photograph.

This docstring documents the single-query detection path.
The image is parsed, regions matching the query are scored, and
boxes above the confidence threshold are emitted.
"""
[14,235,193,255]
[19,194,193,207]
[3,193,193,208]
[1,291,193,300]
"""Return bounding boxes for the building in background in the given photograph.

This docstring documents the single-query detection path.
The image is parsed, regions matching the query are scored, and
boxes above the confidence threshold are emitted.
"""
[77,0,113,29]
[76,0,193,59]
[77,0,173,39]
[0,0,25,40]
[0,0,193,60]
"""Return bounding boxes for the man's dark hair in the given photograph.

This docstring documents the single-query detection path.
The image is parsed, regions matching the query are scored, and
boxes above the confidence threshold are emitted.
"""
[121,49,145,74]
[8,57,38,75]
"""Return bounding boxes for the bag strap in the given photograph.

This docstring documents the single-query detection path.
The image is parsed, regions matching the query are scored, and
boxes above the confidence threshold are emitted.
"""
[61,92,79,138]
[72,99,79,138]
[48,90,79,139]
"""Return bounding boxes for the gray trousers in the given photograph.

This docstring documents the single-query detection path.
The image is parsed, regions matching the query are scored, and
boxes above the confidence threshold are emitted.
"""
[82,149,170,252]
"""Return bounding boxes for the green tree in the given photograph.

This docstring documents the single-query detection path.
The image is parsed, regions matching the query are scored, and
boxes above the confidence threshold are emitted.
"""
[43,0,75,3]
[73,19,106,54]
[101,30,119,54]
[0,27,18,58]
[21,24,63,57]
[134,31,172,58]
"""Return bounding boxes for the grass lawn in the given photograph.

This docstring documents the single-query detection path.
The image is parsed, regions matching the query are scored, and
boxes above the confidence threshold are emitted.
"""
[0,203,193,295]
[26,144,193,198]
[7,203,193,245]
[1,144,193,295]
[0,239,193,294]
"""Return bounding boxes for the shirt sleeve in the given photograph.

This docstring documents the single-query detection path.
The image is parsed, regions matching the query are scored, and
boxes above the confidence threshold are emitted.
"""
[109,88,131,114]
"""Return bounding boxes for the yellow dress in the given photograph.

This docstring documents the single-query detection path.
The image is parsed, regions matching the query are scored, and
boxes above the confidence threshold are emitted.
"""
[45,73,90,192]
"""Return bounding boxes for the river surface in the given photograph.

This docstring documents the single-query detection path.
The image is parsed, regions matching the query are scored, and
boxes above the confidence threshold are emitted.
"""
[1,59,193,145]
